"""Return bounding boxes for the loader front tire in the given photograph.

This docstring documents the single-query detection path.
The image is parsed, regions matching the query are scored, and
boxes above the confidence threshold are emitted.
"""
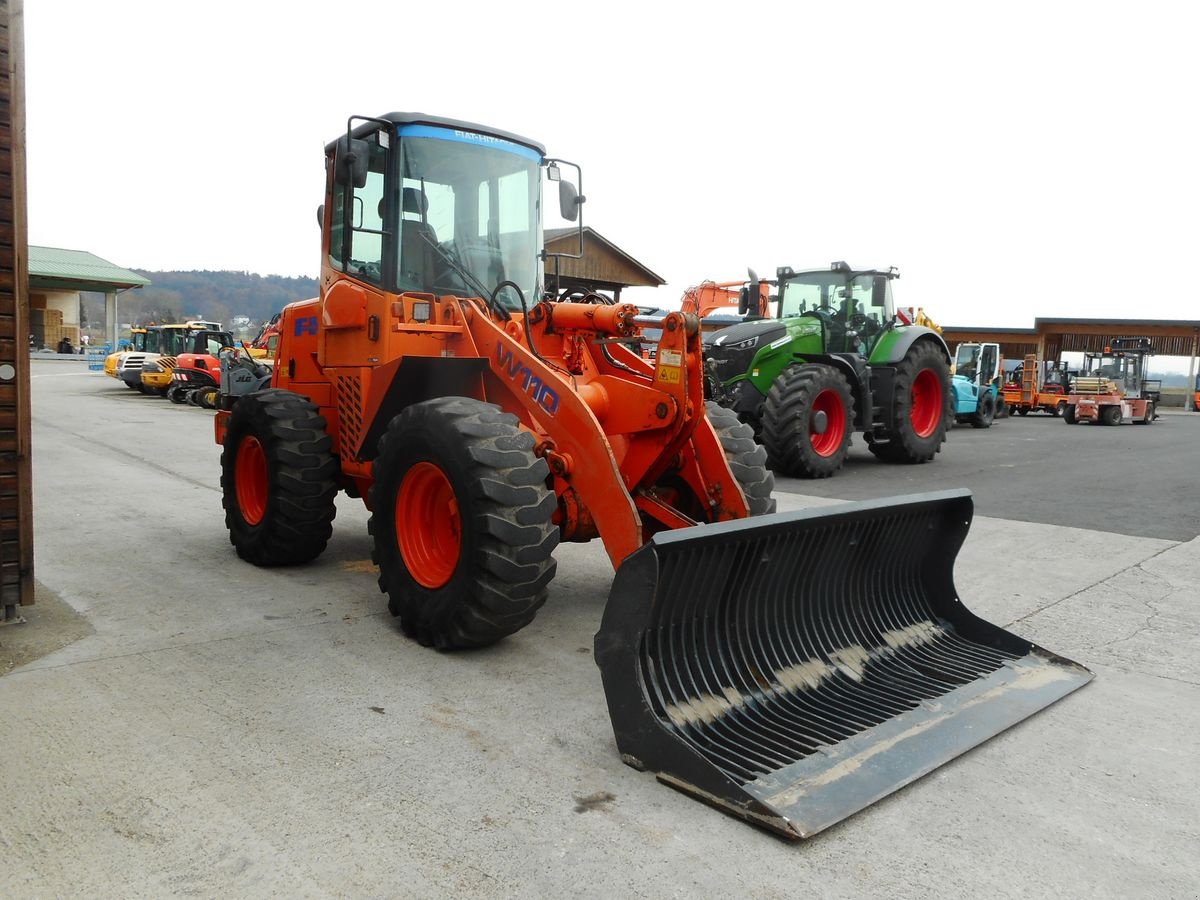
[369,398,558,650]
[221,389,338,566]
[761,364,854,478]
[705,401,776,516]
[869,341,952,464]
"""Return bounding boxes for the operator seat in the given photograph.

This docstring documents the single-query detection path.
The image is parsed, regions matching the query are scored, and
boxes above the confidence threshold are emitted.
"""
[399,187,438,293]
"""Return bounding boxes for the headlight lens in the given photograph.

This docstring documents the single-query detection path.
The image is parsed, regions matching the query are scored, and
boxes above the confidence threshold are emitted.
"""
[714,335,759,352]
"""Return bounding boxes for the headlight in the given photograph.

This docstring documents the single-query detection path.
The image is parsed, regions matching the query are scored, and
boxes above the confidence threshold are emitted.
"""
[713,335,759,352]
[142,360,163,373]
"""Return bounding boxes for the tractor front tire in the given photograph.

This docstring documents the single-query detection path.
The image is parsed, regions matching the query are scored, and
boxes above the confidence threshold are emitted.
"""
[970,392,996,429]
[369,398,559,650]
[220,389,338,566]
[705,401,776,516]
[869,341,952,463]
[760,364,854,478]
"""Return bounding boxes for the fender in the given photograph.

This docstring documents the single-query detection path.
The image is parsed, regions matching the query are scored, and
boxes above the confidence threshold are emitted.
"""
[869,325,950,366]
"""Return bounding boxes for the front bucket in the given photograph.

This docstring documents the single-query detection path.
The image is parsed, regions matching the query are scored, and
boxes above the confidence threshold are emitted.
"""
[594,489,1092,840]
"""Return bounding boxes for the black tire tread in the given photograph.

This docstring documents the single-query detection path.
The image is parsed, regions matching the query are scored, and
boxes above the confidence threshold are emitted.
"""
[868,341,952,464]
[220,389,338,566]
[705,401,777,515]
[760,365,854,478]
[368,397,558,650]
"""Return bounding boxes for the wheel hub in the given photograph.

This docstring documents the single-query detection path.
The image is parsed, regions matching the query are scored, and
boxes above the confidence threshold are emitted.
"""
[396,462,462,589]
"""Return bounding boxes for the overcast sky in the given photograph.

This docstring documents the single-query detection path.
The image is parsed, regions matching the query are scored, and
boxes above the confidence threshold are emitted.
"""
[23,0,1200,331]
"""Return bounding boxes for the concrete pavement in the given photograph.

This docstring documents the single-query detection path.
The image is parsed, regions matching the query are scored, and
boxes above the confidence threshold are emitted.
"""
[3,360,1197,898]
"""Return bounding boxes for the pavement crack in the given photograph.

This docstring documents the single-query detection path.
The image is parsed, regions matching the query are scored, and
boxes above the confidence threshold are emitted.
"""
[1004,543,1179,629]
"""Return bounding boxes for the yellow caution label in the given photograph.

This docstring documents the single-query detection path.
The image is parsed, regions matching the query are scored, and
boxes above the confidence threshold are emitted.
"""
[658,367,682,384]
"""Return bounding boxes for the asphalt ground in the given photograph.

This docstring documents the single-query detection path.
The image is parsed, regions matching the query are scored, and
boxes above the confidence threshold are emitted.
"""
[3,358,1198,898]
[773,406,1200,543]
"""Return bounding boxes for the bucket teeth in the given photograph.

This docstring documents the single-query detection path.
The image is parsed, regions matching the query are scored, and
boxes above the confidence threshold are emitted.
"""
[595,489,1092,839]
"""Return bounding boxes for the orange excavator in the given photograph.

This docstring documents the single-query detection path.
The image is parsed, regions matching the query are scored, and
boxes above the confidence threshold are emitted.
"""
[681,276,771,325]
[212,112,1090,839]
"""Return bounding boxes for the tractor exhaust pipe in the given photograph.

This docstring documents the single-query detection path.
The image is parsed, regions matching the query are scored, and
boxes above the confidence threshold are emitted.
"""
[595,489,1092,839]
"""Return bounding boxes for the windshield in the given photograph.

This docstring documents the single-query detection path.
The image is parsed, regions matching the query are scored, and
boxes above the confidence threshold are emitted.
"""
[399,132,540,309]
[778,270,894,353]
[955,344,981,380]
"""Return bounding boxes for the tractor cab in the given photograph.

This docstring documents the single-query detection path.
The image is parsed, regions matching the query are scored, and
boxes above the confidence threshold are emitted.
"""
[775,262,897,355]
[325,113,583,313]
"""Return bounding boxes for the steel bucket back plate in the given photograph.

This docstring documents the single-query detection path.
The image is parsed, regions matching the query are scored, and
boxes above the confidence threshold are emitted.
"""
[594,489,1092,839]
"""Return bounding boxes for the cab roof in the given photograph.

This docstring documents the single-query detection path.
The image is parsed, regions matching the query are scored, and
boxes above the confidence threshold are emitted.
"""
[328,112,546,157]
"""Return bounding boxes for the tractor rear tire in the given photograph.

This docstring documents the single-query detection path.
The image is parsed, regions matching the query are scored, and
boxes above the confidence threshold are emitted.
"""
[368,398,559,650]
[220,389,338,566]
[760,364,854,478]
[167,385,187,404]
[705,401,776,516]
[970,392,996,428]
[1063,404,1077,424]
[869,341,952,463]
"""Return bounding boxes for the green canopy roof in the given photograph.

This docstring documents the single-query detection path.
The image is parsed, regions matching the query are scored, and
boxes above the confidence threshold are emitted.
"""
[29,246,150,292]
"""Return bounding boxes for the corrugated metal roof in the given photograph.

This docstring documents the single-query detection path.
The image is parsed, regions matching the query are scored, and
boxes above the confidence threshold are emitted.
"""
[28,245,151,289]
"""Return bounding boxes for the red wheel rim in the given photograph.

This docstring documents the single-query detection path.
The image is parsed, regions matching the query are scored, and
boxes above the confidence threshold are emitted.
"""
[235,435,269,526]
[910,368,943,439]
[396,462,461,589]
[810,388,847,457]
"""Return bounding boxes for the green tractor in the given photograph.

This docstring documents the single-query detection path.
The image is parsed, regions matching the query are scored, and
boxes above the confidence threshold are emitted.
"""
[703,262,953,478]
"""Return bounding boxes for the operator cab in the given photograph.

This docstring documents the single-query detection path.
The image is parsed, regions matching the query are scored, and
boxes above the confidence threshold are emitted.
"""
[325,113,584,313]
[1083,338,1153,399]
[775,262,897,355]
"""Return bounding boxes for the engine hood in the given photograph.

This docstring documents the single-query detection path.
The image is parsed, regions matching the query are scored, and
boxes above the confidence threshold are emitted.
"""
[703,319,787,349]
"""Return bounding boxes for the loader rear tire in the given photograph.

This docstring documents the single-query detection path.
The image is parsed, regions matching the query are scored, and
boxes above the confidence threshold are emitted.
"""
[760,364,854,478]
[368,398,559,650]
[221,389,338,566]
[705,401,776,516]
[1100,405,1122,426]
[869,341,952,464]
[1063,404,1077,424]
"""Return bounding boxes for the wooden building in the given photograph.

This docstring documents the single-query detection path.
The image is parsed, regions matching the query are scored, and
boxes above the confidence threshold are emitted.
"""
[543,226,664,301]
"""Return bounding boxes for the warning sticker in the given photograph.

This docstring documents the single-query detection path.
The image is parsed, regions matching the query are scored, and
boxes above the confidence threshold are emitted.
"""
[658,367,682,384]
[658,349,682,367]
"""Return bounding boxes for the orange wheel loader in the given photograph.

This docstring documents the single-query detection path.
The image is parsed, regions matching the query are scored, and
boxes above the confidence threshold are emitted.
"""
[214,112,1091,839]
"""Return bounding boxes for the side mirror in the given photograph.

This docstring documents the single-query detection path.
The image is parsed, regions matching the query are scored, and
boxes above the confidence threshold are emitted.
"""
[559,180,582,221]
[871,275,887,308]
[738,287,751,316]
[316,204,324,227]
[334,136,370,189]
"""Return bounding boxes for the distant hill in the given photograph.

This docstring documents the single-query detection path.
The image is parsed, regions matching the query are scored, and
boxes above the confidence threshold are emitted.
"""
[81,270,319,330]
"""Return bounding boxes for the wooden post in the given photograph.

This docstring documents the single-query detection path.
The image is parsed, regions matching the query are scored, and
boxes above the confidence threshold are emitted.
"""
[0,0,32,616]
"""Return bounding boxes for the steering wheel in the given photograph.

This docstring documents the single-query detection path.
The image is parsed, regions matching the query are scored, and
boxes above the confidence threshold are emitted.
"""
[849,312,879,335]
